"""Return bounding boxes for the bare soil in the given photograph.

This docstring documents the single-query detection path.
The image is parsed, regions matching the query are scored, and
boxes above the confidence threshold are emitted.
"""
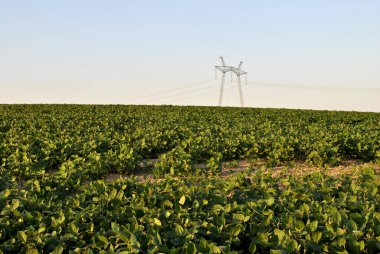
[100,159,380,183]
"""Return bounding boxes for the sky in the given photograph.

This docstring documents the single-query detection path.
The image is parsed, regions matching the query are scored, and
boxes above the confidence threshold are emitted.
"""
[0,0,379,112]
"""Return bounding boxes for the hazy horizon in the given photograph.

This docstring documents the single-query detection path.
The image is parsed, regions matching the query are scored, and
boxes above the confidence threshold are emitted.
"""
[1,1,379,112]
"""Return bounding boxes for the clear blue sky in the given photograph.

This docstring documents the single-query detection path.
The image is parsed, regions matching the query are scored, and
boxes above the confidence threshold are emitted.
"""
[1,0,379,111]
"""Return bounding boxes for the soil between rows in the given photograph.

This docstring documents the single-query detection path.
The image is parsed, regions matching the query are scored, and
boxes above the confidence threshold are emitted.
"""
[99,159,380,183]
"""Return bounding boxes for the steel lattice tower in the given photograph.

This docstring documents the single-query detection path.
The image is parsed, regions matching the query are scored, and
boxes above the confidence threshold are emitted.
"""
[215,56,247,107]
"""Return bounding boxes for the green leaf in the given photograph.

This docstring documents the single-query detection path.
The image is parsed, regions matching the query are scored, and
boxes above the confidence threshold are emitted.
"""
[116,190,124,200]
[209,244,221,253]
[0,189,10,199]
[198,238,209,252]
[89,222,94,232]
[274,229,285,242]
[111,222,120,233]
[69,222,78,234]
[210,204,224,213]
[350,182,358,193]
[118,231,129,242]
[11,199,20,210]
[249,240,257,253]
[312,231,322,243]
[266,197,275,206]
[131,233,141,248]
[336,228,345,236]
[98,235,108,244]
[185,242,196,254]
[358,240,365,251]
[17,231,27,243]
[225,203,231,213]
[270,250,286,254]
[175,224,184,236]
[309,220,318,232]
[179,195,186,205]
[233,213,245,222]
[153,218,162,226]
[26,249,38,254]
[230,224,243,236]
[287,239,298,252]
[162,200,173,208]
[257,233,269,245]
[86,249,94,254]
[368,184,377,197]
[337,237,346,247]
[349,239,360,254]
[347,220,358,232]
[333,210,342,226]
[37,223,46,234]
[295,220,305,231]
[51,245,64,254]
[325,224,334,233]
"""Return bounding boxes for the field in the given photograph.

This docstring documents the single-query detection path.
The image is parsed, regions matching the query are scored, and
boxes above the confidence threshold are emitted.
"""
[0,104,380,253]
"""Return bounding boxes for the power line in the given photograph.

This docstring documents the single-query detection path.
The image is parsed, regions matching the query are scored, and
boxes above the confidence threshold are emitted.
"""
[137,82,219,104]
[247,81,380,93]
[158,83,240,105]
[158,89,219,104]
[127,78,215,102]
[127,76,379,106]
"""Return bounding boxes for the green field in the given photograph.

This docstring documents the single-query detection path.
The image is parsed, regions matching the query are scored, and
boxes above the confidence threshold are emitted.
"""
[1,105,379,253]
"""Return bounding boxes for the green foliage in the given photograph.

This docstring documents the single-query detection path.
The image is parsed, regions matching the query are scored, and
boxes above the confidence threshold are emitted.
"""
[0,105,379,253]
[1,166,379,252]
[1,105,379,180]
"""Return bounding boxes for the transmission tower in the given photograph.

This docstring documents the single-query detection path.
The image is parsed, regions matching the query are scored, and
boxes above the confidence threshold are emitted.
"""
[215,56,247,107]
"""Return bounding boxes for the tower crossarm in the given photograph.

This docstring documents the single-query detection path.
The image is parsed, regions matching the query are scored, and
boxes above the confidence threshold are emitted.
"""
[215,65,234,73]
[230,67,247,76]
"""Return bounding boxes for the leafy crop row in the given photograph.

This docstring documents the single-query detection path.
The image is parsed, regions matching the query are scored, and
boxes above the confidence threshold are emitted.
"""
[1,105,379,253]
[1,168,380,253]
[0,105,379,179]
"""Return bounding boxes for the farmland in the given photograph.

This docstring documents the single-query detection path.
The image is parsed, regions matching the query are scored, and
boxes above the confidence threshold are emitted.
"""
[0,104,380,253]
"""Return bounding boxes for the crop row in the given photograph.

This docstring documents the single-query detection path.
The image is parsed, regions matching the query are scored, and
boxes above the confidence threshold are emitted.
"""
[1,167,380,253]
[0,105,379,180]
[1,105,380,253]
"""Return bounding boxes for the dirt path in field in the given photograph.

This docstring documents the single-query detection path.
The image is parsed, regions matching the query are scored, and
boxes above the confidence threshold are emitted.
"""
[101,159,380,183]
[220,159,380,178]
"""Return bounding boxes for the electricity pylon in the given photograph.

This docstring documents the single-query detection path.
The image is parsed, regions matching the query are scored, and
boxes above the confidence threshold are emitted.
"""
[215,56,247,107]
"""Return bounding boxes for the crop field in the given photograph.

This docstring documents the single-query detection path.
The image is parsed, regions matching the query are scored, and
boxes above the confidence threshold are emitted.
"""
[0,104,380,253]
